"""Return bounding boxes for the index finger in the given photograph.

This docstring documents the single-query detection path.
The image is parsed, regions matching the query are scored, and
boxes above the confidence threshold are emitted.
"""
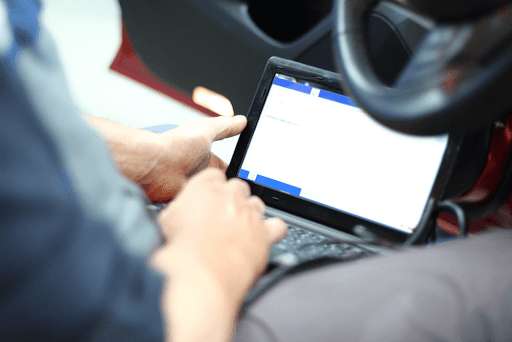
[207,115,247,142]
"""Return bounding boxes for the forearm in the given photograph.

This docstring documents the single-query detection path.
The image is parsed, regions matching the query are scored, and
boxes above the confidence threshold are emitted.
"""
[153,243,240,342]
[84,114,162,184]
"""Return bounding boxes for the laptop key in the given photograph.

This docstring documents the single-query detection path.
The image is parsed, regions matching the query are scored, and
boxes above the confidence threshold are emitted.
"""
[269,222,373,265]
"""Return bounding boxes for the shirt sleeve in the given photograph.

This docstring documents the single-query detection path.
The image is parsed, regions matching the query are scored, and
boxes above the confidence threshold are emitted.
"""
[0,57,165,341]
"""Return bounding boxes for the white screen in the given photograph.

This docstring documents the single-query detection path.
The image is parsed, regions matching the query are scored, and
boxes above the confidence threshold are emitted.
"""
[239,75,449,233]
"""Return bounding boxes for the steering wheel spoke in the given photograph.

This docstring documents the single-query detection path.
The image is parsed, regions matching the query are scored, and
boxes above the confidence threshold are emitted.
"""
[334,0,512,135]
[395,25,473,87]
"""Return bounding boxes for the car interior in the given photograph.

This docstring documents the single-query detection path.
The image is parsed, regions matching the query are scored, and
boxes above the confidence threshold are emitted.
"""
[114,0,512,240]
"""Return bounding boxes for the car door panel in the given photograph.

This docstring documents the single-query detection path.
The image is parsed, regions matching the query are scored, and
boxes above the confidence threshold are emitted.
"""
[118,0,335,114]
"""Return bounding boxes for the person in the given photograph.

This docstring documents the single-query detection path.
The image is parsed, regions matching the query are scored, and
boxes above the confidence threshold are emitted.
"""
[2,1,512,342]
[0,0,285,341]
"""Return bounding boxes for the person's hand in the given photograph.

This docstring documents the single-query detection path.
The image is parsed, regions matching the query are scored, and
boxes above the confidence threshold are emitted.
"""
[153,169,286,342]
[157,168,287,303]
[141,116,247,202]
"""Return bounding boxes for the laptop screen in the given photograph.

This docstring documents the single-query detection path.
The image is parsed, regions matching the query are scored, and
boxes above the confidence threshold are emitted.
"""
[237,74,449,234]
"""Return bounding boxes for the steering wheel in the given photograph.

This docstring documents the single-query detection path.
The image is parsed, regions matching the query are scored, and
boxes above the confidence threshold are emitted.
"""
[334,0,512,135]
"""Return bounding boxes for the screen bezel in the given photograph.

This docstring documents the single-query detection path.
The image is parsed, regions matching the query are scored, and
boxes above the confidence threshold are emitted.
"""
[227,57,463,243]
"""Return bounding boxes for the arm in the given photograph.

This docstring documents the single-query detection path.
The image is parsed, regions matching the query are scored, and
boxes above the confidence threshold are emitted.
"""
[2,87,284,341]
[86,114,280,342]
[85,114,247,202]
[153,169,287,342]
[84,114,163,186]
[154,244,239,342]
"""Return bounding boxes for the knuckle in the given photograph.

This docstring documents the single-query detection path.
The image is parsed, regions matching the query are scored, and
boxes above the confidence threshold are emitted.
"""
[228,178,251,197]
[248,196,265,212]
[253,195,265,207]
[265,218,288,241]
[228,177,251,193]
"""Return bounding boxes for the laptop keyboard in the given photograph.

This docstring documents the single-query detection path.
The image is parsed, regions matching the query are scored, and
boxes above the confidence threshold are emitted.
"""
[270,224,367,264]
[151,203,372,264]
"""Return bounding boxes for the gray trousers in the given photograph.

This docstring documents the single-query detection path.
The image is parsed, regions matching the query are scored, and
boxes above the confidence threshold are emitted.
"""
[235,229,512,342]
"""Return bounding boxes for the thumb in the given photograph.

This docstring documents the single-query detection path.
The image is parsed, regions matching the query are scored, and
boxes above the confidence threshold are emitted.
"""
[208,115,247,141]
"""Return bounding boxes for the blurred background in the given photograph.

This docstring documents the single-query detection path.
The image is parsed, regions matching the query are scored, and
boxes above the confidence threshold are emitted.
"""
[40,0,237,160]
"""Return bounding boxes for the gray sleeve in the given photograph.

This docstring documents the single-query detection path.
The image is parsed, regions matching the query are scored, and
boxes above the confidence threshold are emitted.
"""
[13,22,161,259]
[235,229,512,342]
[0,56,164,341]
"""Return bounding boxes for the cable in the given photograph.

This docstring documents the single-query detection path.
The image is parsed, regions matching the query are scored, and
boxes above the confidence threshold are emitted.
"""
[239,255,352,319]
[403,199,468,247]
[436,200,468,237]
[240,235,382,318]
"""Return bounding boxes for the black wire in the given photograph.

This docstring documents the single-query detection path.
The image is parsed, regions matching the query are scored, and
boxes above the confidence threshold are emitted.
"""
[240,236,381,318]
[240,253,367,319]
[403,199,468,247]
[436,200,468,237]
[239,265,293,318]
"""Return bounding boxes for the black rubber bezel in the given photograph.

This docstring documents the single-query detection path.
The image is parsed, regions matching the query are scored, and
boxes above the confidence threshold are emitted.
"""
[227,57,463,243]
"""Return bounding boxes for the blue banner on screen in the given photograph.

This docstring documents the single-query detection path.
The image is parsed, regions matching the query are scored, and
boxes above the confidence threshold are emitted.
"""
[272,77,312,95]
[318,91,357,107]
[254,175,301,196]
[238,169,250,179]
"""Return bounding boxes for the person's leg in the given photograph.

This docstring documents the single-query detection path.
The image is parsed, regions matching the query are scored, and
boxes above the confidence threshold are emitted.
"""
[235,229,512,342]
